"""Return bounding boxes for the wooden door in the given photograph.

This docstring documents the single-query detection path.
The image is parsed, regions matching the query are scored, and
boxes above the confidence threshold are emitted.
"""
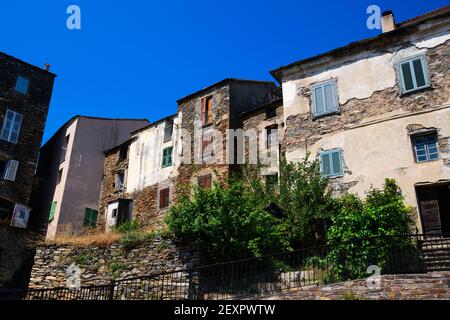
[420,200,442,234]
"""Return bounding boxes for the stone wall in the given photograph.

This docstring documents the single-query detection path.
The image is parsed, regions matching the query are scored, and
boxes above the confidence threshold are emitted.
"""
[29,236,203,289]
[267,272,450,300]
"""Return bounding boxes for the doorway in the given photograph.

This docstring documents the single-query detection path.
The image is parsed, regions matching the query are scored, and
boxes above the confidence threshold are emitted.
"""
[416,182,450,234]
[105,199,132,232]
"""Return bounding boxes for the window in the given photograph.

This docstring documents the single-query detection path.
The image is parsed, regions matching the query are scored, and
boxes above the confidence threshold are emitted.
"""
[202,96,213,126]
[1,110,23,144]
[198,174,212,190]
[114,172,125,191]
[310,80,339,117]
[266,126,279,150]
[319,149,344,177]
[11,204,30,229]
[162,147,173,168]
[412,133,439,163]
[15,76,29,94]
[49,201,57,222]
[61,135,70,163]
[3,160,19,181]
[202,134,214,161]
[84,208,98,228]
[119,145,128,162]
[266,107,276,119]
[265,174,278,190]
[163,120,174,143]
[398,55,430,94]
[57,169,63,184]
[159,188,170,209]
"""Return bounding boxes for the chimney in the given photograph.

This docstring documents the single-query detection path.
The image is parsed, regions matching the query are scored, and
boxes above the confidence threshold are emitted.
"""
[381,10,396,33]
[44,63,51,71]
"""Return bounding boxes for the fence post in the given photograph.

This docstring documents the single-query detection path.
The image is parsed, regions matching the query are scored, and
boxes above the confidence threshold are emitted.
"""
[109,280,115,300]
[187,269,194,300]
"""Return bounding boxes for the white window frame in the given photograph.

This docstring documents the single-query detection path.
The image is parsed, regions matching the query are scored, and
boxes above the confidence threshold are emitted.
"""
[396,55,431,94]
[3,160,19,181]
[1,109,23,144]
[319,148,344,178]
[310,79,339,118]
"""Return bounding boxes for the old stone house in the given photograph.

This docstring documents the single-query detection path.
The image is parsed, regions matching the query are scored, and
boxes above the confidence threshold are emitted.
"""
[33,116,149,239]
[0,52,55,229]
[270,8,450,234]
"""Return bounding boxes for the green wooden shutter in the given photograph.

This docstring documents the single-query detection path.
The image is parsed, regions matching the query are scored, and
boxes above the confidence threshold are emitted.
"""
[84,208,98,227]
[49,201,57,222]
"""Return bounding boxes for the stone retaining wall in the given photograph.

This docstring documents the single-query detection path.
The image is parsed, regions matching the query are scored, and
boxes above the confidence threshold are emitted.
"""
[29,236,202,289]
[266,272,450,300]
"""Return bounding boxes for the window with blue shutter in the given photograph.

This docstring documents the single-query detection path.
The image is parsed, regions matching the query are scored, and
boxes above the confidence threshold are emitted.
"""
[15,76,29,94]
[319,149,344,177]
[412,134,439,163]
[1,110,23,144]
[162,147,173,168]
[398,56,430,94]
[310,80,339,117]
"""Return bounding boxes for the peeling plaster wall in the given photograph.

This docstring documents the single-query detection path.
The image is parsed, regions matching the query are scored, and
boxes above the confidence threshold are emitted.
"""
[127,116,180,193]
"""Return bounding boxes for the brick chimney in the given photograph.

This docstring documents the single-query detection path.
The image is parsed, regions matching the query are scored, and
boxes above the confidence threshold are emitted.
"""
[44,63,51,71]
[381,10,396,33]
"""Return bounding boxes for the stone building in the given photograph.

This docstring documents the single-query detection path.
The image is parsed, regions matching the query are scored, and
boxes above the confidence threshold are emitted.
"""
[270,7,450,234]
[0,52,55,229]
[33,116,149,239]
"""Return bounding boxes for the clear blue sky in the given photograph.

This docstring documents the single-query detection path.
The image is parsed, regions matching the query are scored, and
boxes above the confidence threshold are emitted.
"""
[1,0,447,143]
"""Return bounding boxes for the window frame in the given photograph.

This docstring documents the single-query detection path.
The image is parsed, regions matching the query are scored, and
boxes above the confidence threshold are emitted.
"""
[159,187,170,210]
[198,174,212,190]
[84,208,98,228]
[163,120,174,143]
[266,125,279,150]
[397,55,431,94]
[411,133,440,163]
[201,96,213,127]
[319,148,344,178]
[1,109,23,144]
[15,75,30,95]
[162,146,173,168]
[3,160,19,181]
[310,79,339,118]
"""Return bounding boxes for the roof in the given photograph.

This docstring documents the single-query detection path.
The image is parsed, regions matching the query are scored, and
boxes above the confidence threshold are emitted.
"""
[177,78,275,104]
[240,97,283,117]
[103,136,137,155]
[270,6,450,83]
[130,113,178,136]
[0,51,57,78]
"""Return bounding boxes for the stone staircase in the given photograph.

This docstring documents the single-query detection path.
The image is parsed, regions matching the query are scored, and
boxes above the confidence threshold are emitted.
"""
[419,236,450,272]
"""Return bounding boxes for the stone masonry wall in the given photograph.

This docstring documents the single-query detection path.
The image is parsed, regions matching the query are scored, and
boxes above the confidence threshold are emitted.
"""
[267,272,450,300]
[29,236,203,289]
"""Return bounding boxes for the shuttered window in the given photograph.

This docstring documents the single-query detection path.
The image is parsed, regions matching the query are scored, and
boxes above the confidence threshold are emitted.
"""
[84,208,98,228]
[310,80,339,117]
[198,174,212,190]
[319,149,344,177]
[15,76,29,94]
[163,120,174,143]
[3,160,19,181]
[159,188,170,209]
[201,96,213,126]
[398,56,430,94]
[162,147,173,168]
[1,110,23,144]
[412,134,439,163]
[49,201,57,222]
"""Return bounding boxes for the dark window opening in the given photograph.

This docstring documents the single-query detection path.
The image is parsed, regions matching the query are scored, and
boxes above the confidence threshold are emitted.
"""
[164,120,174,143]
[159,188,170,209]
[416,183,450,234]
[266,107,276,119]
[119,145,128,162]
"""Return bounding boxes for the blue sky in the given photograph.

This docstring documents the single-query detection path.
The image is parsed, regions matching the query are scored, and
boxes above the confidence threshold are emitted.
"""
[0,0,448,143]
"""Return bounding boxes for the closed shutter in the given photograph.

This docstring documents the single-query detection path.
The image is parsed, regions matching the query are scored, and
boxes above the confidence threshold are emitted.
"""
[159,188,170,209]
[4,160,19,181]
[11,204,30,229]
[9,113,23,143]
[0,110,14,141]
[49,201,57,222]
[420,200,441,234]
[84,208,98,227]
[198,174,212,189]
[320,149,343,177]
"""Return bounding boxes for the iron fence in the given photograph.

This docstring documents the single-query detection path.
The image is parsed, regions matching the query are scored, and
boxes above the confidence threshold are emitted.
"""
[1,233,449,300]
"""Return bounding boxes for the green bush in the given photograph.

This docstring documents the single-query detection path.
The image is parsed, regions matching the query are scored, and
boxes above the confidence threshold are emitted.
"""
[166,180,291,262]
[325,179,415,281]
[115,220,140,234]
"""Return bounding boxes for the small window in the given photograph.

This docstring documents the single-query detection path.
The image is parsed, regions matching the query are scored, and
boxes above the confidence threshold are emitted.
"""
[162,147,173,168]
[310,80,339,117]
[202,96,213,126]
[266,125,279,150]
[265,174,278,190]
[114,172,125,191]
[57,169,63,184]
[266,107,276,119]
[0,110,23,144]
[49,201,57,222]
[412,133,439,163]
[202,134,214,161]
[163,120,174,143]
[198,174,212,190]
[398,56,430,94]
[112,208,118,218]
[319,149,344,177]
[159,188,170,209]
[15,76,29,94]
[3,160,19,181]
[119,145,128,162]
[84,208,98,228]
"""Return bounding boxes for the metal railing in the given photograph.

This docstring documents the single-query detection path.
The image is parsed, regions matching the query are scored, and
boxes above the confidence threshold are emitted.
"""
[1,234,449,300]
